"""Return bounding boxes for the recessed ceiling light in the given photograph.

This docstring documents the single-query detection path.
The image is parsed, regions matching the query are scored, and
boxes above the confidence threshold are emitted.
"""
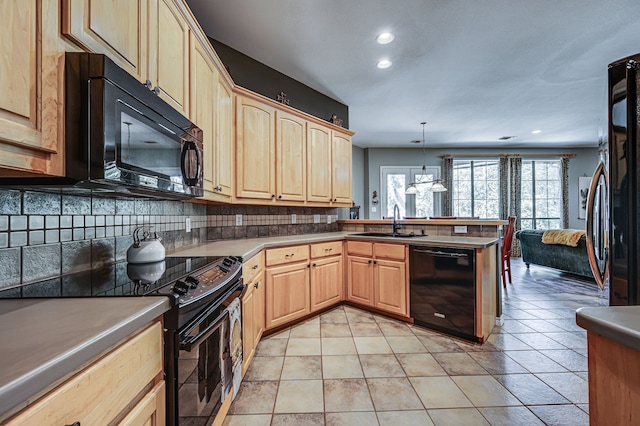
[532,129,542,134]
[498,136,517,140]
[377,59,392,69]
[376,32,395,45]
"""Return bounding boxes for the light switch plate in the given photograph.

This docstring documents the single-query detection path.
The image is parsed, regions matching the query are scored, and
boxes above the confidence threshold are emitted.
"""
[327,215,332,224]
[314,214,320,224]
[235,214,243,226]
[185,217,191,233]
[371,206,377,212]
[291,214,297,224]
[454,225,468,234]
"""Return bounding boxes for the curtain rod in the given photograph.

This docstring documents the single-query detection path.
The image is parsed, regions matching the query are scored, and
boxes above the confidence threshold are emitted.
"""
[440,153,576,159]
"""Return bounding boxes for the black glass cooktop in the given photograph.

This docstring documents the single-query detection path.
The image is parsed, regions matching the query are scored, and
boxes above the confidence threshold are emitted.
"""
[0,257,223,299]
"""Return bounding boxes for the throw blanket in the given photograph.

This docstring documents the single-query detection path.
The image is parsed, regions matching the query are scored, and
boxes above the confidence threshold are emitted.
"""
[542,229,585,247]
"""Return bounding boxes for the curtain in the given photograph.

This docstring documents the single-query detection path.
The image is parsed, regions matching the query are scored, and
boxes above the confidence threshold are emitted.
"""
[561,157,570,229]
[499,156,508,220]
[442,157,453,216]
[509,157,522,257]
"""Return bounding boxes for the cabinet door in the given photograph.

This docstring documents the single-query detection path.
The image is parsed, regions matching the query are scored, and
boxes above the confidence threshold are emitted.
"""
[332,131,352,204]
[254,271,266,347]
[276,110,306,201]
[0,0,63,175]
[190,33,217,197]
[374,259,408,316]
[310,256,343,312]
[241,283,256,376]
[214,76,234,198]
[347,256,374,306]
[62,0,149,83]
[306,122,332,202]
[118,381,165,426]
[266,263,310,329]
[236,95,276,200]
[150,0,190,116]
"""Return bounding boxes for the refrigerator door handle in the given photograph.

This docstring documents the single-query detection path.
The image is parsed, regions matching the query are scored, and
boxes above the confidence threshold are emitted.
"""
[586,161,609,291]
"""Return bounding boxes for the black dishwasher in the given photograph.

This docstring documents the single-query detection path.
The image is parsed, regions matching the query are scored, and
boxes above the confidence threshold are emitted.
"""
[409,245,477,341]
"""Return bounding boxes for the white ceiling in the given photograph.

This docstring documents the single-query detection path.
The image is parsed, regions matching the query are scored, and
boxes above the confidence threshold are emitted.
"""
[186,0,640,149]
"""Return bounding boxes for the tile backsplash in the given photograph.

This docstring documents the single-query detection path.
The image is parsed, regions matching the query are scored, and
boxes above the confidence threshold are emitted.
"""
[0,189,339,293]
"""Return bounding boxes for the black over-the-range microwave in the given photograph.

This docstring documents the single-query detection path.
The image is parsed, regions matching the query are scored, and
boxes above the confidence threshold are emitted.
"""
[1,52,204,199]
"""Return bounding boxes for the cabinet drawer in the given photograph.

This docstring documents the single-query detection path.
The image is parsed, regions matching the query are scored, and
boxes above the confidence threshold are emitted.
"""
[266,245,309,266]
[310,241,343,258]
[243,251,265,282]
[374,243,406,261]
[7,321,163,425]
[347,241,373,257]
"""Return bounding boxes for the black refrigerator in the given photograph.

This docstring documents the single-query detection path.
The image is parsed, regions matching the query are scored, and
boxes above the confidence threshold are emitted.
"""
[588,53,640,305]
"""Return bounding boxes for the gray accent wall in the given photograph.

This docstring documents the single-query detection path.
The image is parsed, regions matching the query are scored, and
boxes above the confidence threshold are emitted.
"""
[356,147,599,229]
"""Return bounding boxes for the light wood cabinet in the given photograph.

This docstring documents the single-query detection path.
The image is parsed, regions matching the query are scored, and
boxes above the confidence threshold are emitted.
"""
[347,241,409,316]
[214,76,234,199]
[6,321,164,425]
[242,269,264,375]
[276,110,306,201]
[236,94,276,200]
[310,255,344,312]
[0,0,64,175]
[307,122,333,203]
[332,131,352,203]
[266,245,310,267]
[265,261,311,329]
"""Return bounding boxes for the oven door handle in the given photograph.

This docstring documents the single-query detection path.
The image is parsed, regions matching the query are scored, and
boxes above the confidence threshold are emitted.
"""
[180,309,229,352]
[238,283,248,299]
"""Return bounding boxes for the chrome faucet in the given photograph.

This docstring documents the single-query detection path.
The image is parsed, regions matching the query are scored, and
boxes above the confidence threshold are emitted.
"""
[393,204,402,235]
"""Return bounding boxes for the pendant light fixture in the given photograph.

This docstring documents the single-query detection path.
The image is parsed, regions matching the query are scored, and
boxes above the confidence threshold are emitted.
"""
[405,122,447,194]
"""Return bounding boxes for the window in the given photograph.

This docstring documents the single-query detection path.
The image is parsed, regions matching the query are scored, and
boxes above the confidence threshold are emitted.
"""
[452,160,500,219]
[521,160,562,229]
[380,167,441,218]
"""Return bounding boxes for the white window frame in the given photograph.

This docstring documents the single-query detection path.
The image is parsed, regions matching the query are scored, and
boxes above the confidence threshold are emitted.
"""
[451,159,501,219]
[380,166,442,218]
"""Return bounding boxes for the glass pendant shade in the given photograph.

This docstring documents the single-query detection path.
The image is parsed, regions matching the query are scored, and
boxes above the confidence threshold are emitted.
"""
[405,122,447,194]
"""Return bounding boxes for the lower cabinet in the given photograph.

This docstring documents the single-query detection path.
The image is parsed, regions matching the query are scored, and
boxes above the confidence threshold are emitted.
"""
[242,269,265,375]
[265,261,310,329]
[6,321,165,425]
[374,258,407,316]
[347,256,374,306]
[310,254,343,312]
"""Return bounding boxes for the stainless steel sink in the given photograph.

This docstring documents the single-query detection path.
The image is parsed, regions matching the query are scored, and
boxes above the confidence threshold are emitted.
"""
[352,232,418,238]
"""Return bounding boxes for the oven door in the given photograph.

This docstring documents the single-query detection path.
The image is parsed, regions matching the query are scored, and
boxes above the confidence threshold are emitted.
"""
[93,77,203,197]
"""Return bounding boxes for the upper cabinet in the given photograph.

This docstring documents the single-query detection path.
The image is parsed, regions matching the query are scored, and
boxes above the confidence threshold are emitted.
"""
[63,0,190,116]
[0,0,65,175]
[332,130,352,203]
[307,123,332,203]
[276,110,306,202]
[214,75,234,199]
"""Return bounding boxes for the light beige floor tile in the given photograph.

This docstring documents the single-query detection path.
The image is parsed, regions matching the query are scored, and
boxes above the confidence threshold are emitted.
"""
[289,322,320,338]
[280,355,322,380]
[349,322,383,336]
[326,412,379,426]
[535,372,589,404]
[452,375,522,406]
[486,333,533,351]
[478,407,545,425]
[386,335,428,353]
[255,338,288,357]
[324,378,374,412]
[321,323,353,337]
[468,351,529,374]
[377,410,434,426]
[493,374,569,405]
[228,381,279,414]
[273,379,324,413]
[300,316,321,326]
[432,352,489,375]
[322,337,357,355]
[322,355,364,379]
[504,350,568,373]
[378,321,414,336]
[396,353,447,377]
[360,354,406,378]
[222,414,272,426]
[263,328,290,340]
[321,308,348,324]
[409,376,473,409]
[244,356,284,381]
[577,404,589,414]
[271,413,324,426]
[528,404,590,426]
[416,334,465,353]
[367,377,424,411]
[353,336,393,354]
[428,408,489,426]
[286,338,321,356]
[346,311,376,323]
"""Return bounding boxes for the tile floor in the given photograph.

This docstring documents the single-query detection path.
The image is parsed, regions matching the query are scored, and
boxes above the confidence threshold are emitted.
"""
[223,260,607,426]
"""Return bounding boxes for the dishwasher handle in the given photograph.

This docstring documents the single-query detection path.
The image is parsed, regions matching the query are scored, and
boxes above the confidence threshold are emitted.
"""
[412,248,468,258]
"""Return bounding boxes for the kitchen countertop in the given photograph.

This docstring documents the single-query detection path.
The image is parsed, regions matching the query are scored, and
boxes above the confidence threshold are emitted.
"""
[338,219,507,226]
[576,306,640,352]
[170,232,499,259]
[0,297,171,421]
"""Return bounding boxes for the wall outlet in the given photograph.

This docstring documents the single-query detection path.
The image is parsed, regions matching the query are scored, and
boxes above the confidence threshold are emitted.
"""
[185,217,191,233]
[454,225,468,234]
[371,206,377,212]
[314,214,320,224]
[327,215,332,224]
[291,214,297,224]
[235,214,243,226]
